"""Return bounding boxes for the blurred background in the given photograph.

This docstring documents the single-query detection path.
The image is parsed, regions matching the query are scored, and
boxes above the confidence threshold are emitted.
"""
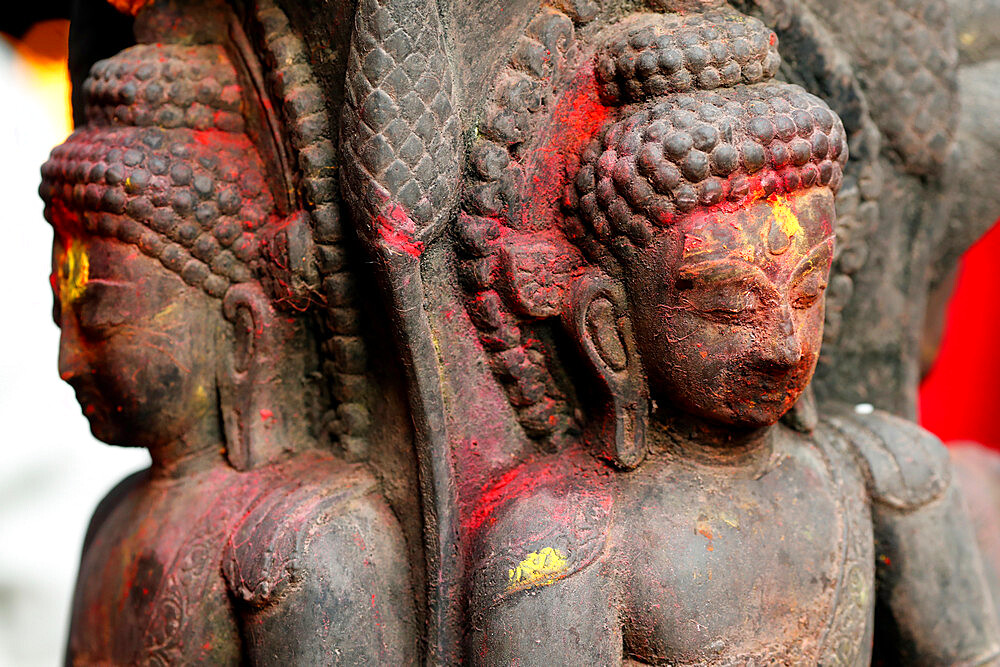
[920,221,1000,448]
[0,9,998,667]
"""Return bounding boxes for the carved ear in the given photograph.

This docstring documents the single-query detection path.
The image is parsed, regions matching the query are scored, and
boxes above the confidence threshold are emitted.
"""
[219,283,283,471]
[564,271,648,469]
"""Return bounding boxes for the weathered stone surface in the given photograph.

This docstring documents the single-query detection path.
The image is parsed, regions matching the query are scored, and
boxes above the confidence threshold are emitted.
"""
[40,0,1000,663]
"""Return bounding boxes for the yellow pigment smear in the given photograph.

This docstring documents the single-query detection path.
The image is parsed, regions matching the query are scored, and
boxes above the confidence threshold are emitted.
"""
[61,238,89,304]
[771,195,802,239]
[507,547,568,591]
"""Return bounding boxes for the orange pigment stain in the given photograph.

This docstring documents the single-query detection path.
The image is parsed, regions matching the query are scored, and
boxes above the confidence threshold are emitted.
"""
[682,234,706,258]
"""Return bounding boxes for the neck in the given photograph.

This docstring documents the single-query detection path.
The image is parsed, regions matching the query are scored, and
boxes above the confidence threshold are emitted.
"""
[650,403,776,468]
[147,434,222,480]
[144,399,226,479]
[144,376,322,479]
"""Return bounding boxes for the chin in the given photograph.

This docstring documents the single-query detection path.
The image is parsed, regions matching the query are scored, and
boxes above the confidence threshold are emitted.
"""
[718,408,782,430]
[739,396,803,428]
[82,409,145,448]
[690,390,800,430]
[87,418,129,447]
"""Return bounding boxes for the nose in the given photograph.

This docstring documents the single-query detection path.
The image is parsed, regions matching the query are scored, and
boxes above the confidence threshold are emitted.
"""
[58,322,87,386]
[761,306,802,369]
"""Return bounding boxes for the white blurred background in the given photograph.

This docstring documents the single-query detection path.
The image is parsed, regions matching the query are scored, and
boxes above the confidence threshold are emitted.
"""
[0,22,149,667]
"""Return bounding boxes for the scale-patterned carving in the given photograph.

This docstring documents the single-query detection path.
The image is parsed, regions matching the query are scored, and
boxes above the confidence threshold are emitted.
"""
[803,0,958,177]
[341,0,461,238]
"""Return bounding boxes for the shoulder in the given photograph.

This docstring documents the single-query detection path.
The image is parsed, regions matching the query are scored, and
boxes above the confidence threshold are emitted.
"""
[468,452,614,613]
[221,453,387,607]
[82,468,149,552]
[821,404,950,510]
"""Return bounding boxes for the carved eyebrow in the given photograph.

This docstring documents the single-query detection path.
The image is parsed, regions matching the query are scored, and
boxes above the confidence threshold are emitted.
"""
[73,279,136,330]
[790,239,834,280]
[72,279,134,310]
[676,258,770,286]
[79,278,132,287]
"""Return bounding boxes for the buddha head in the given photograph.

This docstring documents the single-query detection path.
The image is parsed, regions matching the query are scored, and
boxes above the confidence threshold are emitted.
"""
[553,12,848,463]
[39,24,356,471]
[567,85,845,432]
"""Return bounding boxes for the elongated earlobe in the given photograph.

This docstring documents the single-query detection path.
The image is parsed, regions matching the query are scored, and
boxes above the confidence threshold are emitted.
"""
[564,271,648,469]
[219,283,282,471]
[782,383,818,434]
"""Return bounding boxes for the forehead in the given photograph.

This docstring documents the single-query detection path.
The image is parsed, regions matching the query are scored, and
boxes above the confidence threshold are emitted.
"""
[677,188,835,264]
[55,233,150,280]
[53,232,192,309]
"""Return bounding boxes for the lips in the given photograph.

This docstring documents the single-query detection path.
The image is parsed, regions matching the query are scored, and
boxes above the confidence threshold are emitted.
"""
[71,385,104,421]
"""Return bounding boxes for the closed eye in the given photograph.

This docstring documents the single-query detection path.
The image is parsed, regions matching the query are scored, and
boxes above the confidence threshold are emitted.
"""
[73,280,133,336]
[676,259,779,321]
[788,239,833,310]
[789,271,827,309]
[679,279,774,322]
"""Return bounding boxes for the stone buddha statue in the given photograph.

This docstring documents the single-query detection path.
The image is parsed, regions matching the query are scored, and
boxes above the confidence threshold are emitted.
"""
[36,0,1000,662]
[39,0,418,663]
[457,8,1000,665]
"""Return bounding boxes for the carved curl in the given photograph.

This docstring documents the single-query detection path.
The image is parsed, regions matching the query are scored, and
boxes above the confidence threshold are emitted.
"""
[594,10,781,103]
[568,83,847,265]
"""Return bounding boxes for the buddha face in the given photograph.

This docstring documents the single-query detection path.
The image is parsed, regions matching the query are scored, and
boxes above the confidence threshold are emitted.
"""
[51,232,222,449]
[622,187,835,428]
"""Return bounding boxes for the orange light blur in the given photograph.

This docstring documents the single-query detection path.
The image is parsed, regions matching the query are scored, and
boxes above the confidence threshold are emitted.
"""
[3,19,73,140]
[107,0,151,16]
